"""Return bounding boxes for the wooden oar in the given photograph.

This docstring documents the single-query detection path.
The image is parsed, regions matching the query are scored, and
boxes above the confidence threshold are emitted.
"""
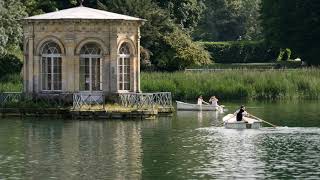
[224,114,235,123]
[249,114,277,128]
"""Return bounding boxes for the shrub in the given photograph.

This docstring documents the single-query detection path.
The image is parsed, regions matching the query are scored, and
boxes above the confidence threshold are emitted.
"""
[201,41,279,63]
[0,54,22,75]
[162,27,212,70]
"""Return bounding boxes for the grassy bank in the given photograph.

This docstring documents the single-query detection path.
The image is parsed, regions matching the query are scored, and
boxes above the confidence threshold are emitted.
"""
[141,69,320,100]
[2,70,320,101]
[0,74,22,92]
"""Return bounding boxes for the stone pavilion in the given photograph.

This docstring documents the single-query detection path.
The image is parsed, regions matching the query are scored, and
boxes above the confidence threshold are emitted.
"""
[23,6,144,96]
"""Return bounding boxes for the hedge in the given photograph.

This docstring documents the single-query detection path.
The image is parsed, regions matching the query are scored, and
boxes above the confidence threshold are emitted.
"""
[201,41,280,63]
[0,54,23,76]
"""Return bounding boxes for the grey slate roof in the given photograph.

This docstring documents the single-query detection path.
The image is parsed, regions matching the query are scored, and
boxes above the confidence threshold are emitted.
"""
[25,6,144,21]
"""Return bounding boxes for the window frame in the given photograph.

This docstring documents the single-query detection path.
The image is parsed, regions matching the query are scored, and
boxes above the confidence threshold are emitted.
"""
[40,42,62,92]
[79,44,103,92]
[118,43,131,92]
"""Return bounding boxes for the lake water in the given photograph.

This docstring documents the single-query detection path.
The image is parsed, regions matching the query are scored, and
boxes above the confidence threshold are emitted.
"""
[0,100,320,179]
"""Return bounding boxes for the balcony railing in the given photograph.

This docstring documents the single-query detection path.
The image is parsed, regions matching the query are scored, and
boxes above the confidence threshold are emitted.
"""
[119,92,172,109]
[72,93,105,110]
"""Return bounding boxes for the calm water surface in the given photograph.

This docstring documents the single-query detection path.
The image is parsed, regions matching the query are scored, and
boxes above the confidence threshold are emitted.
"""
[0,101,320,179]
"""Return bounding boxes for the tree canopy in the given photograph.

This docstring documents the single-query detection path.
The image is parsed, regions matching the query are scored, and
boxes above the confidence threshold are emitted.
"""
[0,0,27,55]
[261,0,320,65]
[194,0,262,41]
[2,0,319,68]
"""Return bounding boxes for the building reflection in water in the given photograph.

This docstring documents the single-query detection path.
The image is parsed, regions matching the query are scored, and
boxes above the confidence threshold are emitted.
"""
[24,120,143,179]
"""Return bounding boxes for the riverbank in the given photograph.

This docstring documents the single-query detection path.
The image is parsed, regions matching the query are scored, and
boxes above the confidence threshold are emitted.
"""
[141,69,320,100]
[2,69,320,101]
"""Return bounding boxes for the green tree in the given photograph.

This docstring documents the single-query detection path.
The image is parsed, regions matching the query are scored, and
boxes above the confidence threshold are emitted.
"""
[194,0,262,41]
[22,0,78,15]
[156,0,205,31]
[0,0,27,55]
[261,0,320,65]
[98,0,211,70]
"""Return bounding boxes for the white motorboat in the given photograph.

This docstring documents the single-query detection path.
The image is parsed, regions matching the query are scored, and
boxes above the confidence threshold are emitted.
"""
[176,101,223,111]
[222,114,262,129]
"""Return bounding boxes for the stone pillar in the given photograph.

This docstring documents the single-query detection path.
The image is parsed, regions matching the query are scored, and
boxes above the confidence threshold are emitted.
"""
[33,55,40,93]
[23,38,29,93]
[74,55,80,92]
[131,54,137,92]
[137,28,141,93]
[110,26,118,93]
[27,36,34,93]
[64,37,76,92]
[102,53,109,94]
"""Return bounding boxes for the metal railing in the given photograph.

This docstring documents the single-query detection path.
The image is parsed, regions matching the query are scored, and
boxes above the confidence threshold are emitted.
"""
[0,92,22,107]
[119,92,172,109]
[73,93,105,110]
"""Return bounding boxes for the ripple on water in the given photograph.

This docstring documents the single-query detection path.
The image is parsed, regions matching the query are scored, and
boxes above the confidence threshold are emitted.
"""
[192,127,320,179]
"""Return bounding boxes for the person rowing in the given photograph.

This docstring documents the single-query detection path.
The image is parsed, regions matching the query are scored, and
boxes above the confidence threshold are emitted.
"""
[234,105,249,122]
[197,95,209,105]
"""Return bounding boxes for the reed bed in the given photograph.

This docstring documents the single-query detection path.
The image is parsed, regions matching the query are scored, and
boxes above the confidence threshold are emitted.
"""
[141,69,320,100]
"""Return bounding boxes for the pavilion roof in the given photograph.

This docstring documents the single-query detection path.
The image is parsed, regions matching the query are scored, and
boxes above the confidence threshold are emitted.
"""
[25,6,144,21]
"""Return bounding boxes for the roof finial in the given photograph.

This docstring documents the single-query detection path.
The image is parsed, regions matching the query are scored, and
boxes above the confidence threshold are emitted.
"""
[79,0,84,7]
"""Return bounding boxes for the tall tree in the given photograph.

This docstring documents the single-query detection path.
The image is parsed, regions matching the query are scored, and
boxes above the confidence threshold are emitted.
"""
[155,0,205,31]
[22,0,78,15]
[261,0,320,65]
[0,0,27,55]
[194,0,262,41]
[98,0,211,70]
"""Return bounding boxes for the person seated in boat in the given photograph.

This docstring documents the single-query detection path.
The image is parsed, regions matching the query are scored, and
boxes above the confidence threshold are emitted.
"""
[197,96,209,105]
[234,105,249,121]
[209,96,219,106]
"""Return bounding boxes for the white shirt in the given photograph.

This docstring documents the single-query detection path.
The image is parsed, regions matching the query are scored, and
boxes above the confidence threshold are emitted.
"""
[211,99,218,106]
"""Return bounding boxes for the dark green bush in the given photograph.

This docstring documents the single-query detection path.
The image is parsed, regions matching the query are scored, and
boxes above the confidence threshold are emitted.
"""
[201,41,280,63]
[0,54,23,76]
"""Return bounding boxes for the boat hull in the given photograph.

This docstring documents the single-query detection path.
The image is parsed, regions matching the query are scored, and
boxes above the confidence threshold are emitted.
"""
[223,114,262,129]
[176,101,223,111]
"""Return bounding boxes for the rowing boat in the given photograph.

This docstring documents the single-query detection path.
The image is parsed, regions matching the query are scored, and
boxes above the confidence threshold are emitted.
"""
[222,114,262,129]
[176,101,223,111]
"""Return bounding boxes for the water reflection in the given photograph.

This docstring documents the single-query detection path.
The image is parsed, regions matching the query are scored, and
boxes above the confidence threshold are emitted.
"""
[0,100,320,179]
[176,111,223,127]
[0,119,144,179]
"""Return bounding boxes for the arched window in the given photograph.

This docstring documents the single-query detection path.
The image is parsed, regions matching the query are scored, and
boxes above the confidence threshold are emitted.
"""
[79,43,102,91]
[118,43,131,91]
[41,41,62,91]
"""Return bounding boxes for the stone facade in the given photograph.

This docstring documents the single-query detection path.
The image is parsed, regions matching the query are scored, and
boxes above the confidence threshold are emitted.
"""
[23,11,143,96]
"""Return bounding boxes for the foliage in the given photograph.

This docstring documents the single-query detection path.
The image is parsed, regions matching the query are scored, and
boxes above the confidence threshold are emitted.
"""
[163,27,211,70]
[22,0,77,15]
[0,73,22,92]
[156,0,205,31]
[277,48,292,61]
[97,0,210,71]
[141,69,320,100]
[201,41,279,63]
[0,54,23,75]
[261,0,320,65]
[0,0,27,55]
[194,0,262,41]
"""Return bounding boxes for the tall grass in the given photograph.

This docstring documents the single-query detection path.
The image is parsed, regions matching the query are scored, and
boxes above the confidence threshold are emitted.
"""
[0,73,23,92]
[141,69,320,100]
